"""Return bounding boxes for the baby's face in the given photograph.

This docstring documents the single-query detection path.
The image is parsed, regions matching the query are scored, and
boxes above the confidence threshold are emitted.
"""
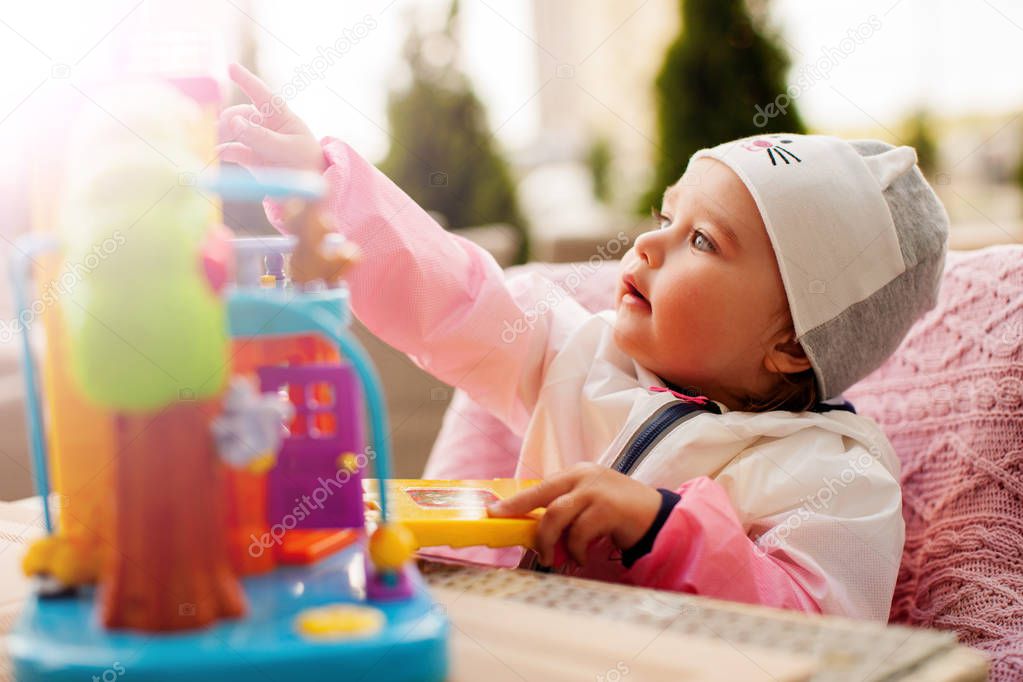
[613,158,791,404]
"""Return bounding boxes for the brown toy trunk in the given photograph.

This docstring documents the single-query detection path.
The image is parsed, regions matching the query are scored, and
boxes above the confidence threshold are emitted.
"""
[101,401,245,631]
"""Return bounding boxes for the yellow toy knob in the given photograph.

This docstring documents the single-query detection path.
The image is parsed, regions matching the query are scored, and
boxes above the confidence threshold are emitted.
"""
[247,453,276,475]
[22,536,100,587]
[22,536,58,577]
[368,523,415,570]
[51,540,100,586]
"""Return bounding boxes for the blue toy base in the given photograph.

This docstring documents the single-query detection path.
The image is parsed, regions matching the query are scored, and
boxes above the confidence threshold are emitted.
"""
[8,544,448,681]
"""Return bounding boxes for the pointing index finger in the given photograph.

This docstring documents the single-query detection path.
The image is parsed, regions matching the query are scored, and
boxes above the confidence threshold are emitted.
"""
[229,62,275,111]
[487,471,579,517]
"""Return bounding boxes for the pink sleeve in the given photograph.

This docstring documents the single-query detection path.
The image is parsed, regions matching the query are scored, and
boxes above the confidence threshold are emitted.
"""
[265,138,590,437]
[623,476,824,614]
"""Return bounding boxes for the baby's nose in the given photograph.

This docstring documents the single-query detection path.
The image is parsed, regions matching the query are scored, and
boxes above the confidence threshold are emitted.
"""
[634,232,661,268]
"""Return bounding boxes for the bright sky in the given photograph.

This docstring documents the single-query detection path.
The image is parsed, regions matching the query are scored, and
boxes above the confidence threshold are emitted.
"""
[0,0,1021,173]
[772,0,1023,130]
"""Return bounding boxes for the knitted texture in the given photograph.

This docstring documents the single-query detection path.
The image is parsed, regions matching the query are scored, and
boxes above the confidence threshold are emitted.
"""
[846,244,1023,680]
[426,246,1022,678]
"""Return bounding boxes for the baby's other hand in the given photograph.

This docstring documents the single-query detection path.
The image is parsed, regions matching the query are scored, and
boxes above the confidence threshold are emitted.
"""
[215,63,326,175]
[487,463,661,567]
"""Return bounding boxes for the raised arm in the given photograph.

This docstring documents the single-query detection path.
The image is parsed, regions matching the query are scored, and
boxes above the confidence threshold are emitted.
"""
[265,139,591,435]
[218,63,593,435]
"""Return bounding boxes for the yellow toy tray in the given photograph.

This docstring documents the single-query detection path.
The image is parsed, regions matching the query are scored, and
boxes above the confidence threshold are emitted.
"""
[363,479,543,550]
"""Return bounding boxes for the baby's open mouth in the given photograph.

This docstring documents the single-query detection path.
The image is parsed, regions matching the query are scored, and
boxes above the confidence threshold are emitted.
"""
[622,274,651,311]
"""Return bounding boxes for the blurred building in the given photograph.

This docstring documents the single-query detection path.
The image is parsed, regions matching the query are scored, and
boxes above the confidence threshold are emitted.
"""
[508,0,680,256]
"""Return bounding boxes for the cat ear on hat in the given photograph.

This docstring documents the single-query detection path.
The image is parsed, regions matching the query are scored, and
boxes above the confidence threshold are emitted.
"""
[859,145,918,190]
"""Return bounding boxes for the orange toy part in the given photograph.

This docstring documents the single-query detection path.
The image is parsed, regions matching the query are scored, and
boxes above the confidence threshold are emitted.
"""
[231,334,340,436]
[275,529,360,565]
[223,468,275,576]
[35,251,116,585]
[102,401,245,631]
[22,133,115,586]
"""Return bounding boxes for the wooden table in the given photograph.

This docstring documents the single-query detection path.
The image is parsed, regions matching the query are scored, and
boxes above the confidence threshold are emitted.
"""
[0,498,987,681]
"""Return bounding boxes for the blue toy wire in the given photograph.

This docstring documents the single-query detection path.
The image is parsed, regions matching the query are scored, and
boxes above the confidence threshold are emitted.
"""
[199,167,325,202]
[334,330,392,524]
[9,234,60,533]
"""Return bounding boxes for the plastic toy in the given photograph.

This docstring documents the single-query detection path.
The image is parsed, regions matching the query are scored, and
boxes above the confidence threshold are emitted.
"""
[365,479,544,551]
[7,75,552,682]
[6,80,446,681]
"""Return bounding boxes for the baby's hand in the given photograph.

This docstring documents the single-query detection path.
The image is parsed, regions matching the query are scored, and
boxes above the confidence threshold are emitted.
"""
[215,63,326,175]
[487,463,661,567]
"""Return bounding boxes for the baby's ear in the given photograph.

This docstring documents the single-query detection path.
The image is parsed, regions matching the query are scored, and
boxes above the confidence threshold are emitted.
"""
[764,333,812,374]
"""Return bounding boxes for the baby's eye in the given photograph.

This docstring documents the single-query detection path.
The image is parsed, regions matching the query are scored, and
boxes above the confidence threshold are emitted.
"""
[691,230,716,253]
[650,208,672,230]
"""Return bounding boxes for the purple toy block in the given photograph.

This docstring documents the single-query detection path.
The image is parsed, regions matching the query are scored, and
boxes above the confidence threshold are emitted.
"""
[257,363,366,530]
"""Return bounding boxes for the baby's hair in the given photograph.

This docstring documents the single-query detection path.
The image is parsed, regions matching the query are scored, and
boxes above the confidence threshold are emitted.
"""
[741,367,818,413]
[737,306,819,413]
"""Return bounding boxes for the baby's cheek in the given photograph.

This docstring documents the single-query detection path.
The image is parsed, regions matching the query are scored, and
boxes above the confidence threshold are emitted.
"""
[657,296,728,359]
[656,291,700,336]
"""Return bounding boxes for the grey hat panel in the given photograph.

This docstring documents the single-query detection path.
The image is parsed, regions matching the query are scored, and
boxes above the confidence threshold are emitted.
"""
[800,244,945,398]
[801,142,949,398]
[849,139,950,274]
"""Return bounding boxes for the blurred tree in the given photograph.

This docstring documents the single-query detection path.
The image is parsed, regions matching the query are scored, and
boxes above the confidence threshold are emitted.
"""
[380,0,529,263]
[586,135,614,204]
[639,0,806,213]
[904,109,939,179]
[1011,118,1023,194]
[1017,135,1023,193]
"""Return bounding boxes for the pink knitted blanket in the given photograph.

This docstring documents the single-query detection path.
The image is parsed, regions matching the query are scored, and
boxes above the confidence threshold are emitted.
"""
[847,244,1023,679]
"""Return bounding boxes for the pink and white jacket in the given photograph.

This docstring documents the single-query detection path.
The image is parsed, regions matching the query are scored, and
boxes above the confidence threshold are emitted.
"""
[265,139,905,622]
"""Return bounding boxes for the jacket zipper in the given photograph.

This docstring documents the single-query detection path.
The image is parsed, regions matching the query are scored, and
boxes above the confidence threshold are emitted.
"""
[611,402,713,475]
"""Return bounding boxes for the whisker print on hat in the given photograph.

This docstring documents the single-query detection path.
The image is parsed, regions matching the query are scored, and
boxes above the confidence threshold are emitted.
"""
[742,136,802,166]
